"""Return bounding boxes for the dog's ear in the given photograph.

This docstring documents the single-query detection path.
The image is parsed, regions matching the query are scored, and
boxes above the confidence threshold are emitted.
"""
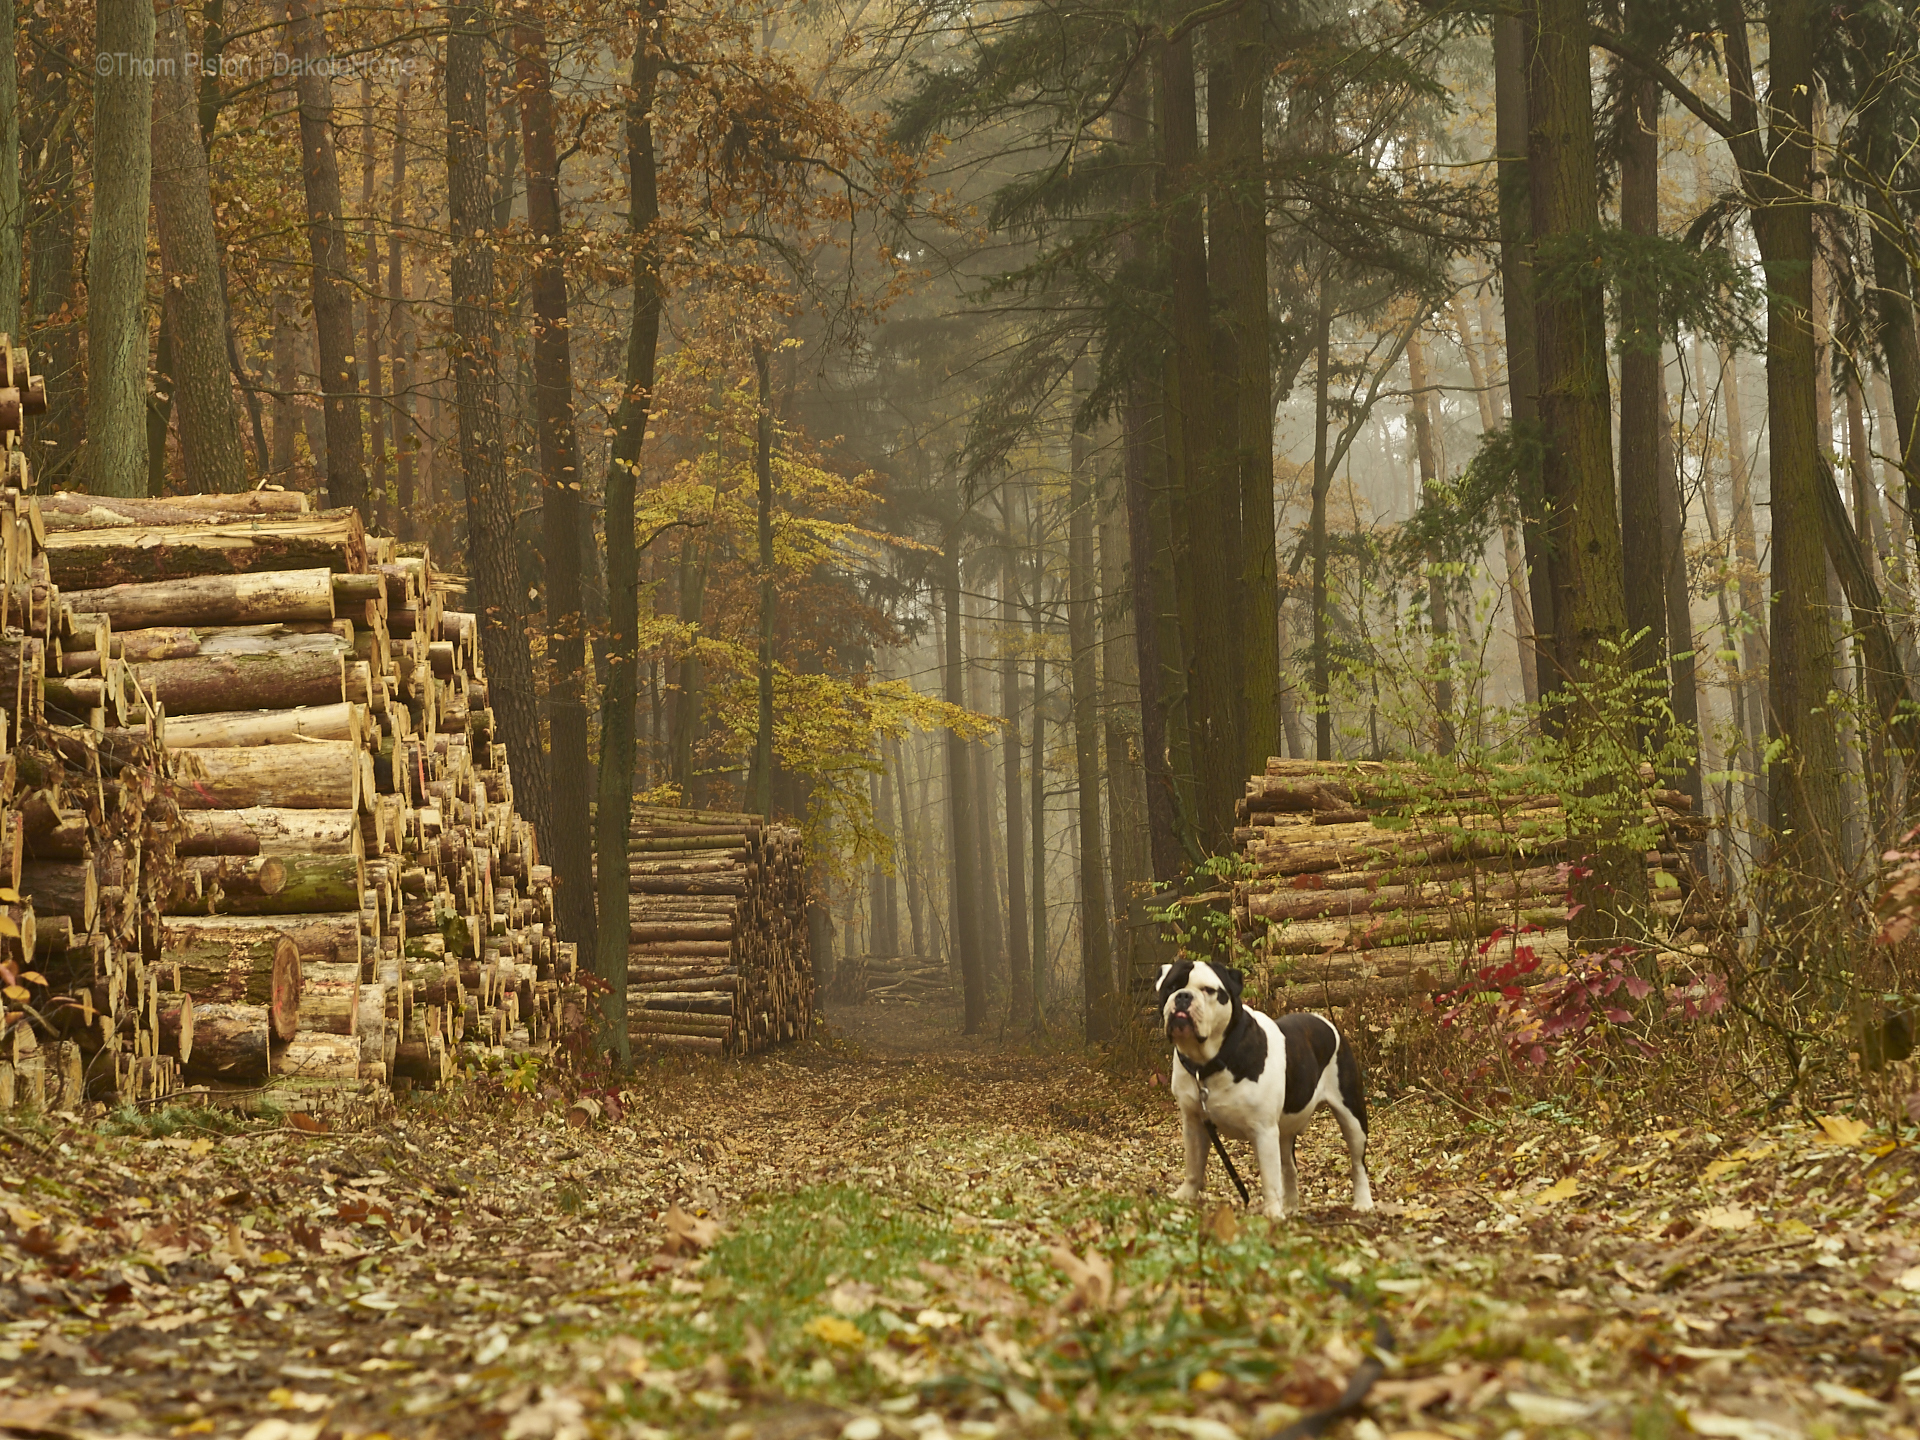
[1156,963,1173,989]
[1215,964,1246,1002]
[1156,961,1191,999]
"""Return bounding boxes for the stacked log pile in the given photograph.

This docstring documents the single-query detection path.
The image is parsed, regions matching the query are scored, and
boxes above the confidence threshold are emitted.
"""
[624,804,812,1055]
[1227,758,1715,1010]
[2,481,577,1114]
[828,955,955,1006]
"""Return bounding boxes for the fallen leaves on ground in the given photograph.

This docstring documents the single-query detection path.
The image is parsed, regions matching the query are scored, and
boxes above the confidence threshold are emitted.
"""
[0,1002,1915,1439]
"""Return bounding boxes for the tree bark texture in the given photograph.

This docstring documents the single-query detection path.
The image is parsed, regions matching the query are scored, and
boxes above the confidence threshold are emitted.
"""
[1310,293,1333,759]
[152,1,247,494]
[1493,12,1558,700]
[941,542,987,1031]
[1159,32,1239,853]
[1407,330,1455,754]
[0,0,20,338]
[1069,418,1113,1041]
[288,0,368,513]
[1099,499,1150,992]
[87,0,155,498]
[749,343,775,814]
[515,15,595,960]
[1618,74,1667,687]
[448,0,553,885]
[591,5,664,1065]
[25,28,80,487]
[998,514,1032,1027]
[390,73,416,536]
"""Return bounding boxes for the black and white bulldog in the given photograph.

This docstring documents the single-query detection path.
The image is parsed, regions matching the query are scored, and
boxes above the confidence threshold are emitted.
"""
[1158,959,1373,1218]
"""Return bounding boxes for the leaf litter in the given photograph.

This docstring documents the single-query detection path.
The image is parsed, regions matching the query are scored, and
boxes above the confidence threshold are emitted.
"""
[0,1010,1916,1439]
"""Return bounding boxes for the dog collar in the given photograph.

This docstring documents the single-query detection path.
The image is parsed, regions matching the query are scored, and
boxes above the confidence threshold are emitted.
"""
[1177,1051,1229,1081]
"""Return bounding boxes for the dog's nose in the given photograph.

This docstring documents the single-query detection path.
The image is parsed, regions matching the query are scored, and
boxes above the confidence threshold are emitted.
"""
[1174,990,1193,1009]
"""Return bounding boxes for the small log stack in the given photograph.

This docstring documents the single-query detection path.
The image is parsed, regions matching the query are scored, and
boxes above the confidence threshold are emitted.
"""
[828,955,955,1006]
[623,804,813,1055]
[1225,758,1716,1011]
[1,464,579,1114]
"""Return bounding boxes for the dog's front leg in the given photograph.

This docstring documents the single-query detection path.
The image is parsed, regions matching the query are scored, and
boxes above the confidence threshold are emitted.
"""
[1171,1105,1208,1203]
[1277,1133,1301,1217]
[1251,1126,1288,1220]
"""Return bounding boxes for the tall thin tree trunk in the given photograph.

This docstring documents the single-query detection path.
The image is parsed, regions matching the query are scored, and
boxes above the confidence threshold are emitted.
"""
[873,754,900,956]
[1407,329,1455,753]
[968,625,1006,983]
[362,75,388,525]
[1159,31,1239,851]
[1214,4,1278,777]
[1030,622,1048,1029]
[0,0,20,337]
[1100,499,1150,999]
[1619,73,1668,689]
[590,5,664,1065]
[943,541,987,1032]
[448,0,553,876]
[88,2,155,498]
[1494,11,1558,699]
[271,295,300,475]
[289,0,367,512]
[517,12,596,957]
[749,342,776,813]
[24,27,79,486]
[390,73,415,537]
[1069,415,1114,1041]
[1529,0,1642,930]
[1657,384,1705,811]
[999,504,1032,1027]
[889,733,927,961]
[152,0,246,494]
[1310,290,1334,759]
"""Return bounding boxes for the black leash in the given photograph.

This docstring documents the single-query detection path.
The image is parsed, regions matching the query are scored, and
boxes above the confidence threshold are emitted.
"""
[1207,1122,1251,1208]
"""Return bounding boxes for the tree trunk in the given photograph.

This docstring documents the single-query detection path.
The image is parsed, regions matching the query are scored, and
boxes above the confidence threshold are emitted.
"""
[361,75,387,525]
[1069,415,1113,1041]
[270,294,300,476]
[515,13,595,959]
[1310,290,1334,759]
[288,0,367,513]
[1099,498,1150,999]
[1213,4,1279,777]
[748,342,775,813]
[967,621,1006,983]
[869,765,900,956]
[1529,0,1641,931]
[889,733,926,962]
[1721,343,1768,832]
[390,73,416,537]
[1493,12,1558,700]
[1618,74,1667,689]
[0,0,15,338]
[448,0,552,878]
[87,1,155,498]
[999,505,1032,1026]
[942,542,986,1031]
[1030,623,1047,1029]
[1407,329,1455,753]
[1159,31,1239,853]
[24,26,80,487]
[592,6,664,1065]
[1656,385,1704,812]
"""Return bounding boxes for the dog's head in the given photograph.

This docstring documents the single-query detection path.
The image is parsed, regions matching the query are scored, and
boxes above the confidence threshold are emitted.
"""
[1157,959,1244,1061]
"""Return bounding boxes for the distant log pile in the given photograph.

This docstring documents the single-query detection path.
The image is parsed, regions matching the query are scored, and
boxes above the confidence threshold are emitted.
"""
[1227,758,1715,1010]
[2,476,577,1114]
[827,955,955,1006]
[622,804,812,1055]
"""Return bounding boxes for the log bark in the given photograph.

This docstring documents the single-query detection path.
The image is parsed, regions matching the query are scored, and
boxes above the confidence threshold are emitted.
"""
[164,920,340,1026]
[19,859,94,931]
[297,968,359,1036]
[176,807,363,858]
[164,701,360,749]
[37,491,309,527]
[137,650,345,716]
[275,1030,358,1080]
[181,1001,271,1080]
[169,742,360,811]
[43,514,365,589]
[65,569,336,630]
[165,855,287,912]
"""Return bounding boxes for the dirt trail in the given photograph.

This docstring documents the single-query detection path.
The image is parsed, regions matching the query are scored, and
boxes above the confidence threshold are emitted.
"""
[0,1008,1914,1440]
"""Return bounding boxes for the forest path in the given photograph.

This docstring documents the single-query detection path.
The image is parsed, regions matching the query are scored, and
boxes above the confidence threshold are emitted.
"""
[0,1014,1913,1440]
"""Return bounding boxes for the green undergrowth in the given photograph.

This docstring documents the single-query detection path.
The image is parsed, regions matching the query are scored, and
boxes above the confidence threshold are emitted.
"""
[583,1180,1532,1436]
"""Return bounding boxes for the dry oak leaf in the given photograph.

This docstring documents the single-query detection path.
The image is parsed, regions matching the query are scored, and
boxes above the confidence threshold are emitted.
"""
[1815,1115,1871,1147]
[1697,1205,1756,1231]
[1532,1174,1581,1206]
[661,1201,722,1256]
[1047,1243,1114,1313]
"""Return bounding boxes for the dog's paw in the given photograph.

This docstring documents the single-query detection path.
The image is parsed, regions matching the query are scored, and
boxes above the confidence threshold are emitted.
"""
[1171,1181,1202,1204]
[1352,1195,1376,1213]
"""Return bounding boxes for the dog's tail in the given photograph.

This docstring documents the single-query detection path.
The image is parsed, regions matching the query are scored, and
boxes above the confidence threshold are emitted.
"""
[1336,1034,1369,1134]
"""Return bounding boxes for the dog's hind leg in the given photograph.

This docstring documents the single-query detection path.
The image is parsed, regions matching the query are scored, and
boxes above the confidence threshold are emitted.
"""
[1278,1132,1301,1216]
[1171,1107,1208,1203]
[1329,1100,1373,1211]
